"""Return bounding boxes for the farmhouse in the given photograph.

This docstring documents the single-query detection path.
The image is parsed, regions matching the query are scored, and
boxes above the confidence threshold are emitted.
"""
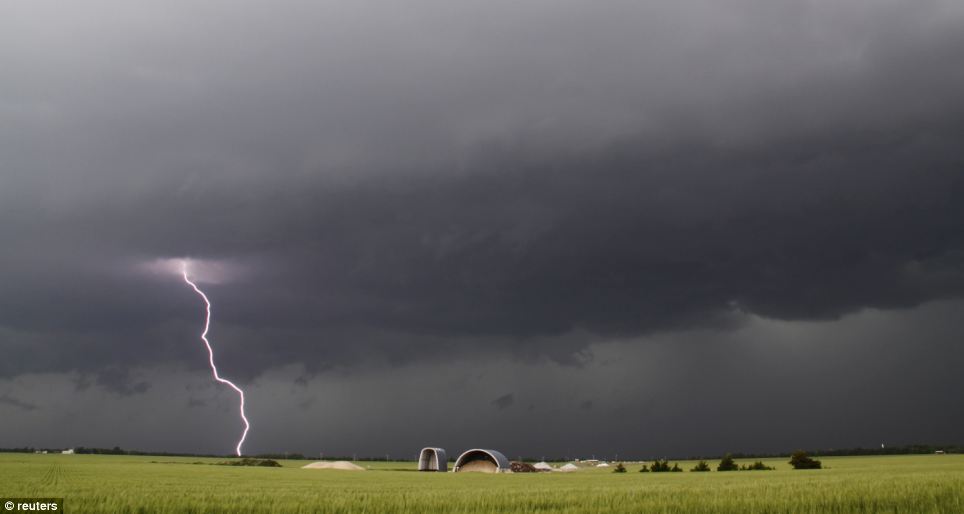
[452,449,510,473]
[418,447,447,472]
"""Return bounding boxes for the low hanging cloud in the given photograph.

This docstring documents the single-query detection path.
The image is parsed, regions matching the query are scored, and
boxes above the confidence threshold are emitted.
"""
[492,393,515,410]
[0,394,38,412]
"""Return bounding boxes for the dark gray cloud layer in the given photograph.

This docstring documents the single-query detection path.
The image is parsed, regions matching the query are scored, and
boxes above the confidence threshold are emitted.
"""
[2,0,964,454]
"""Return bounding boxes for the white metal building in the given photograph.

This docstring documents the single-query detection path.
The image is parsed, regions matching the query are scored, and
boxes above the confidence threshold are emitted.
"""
[452,449,510,473]
[418,447,447,472]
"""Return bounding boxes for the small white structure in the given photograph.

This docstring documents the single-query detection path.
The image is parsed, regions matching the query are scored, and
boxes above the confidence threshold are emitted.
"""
[559,463,579,472]
[62,449,74,454]
[452,449,511,473]
[418,447,448,472]
[596,462,609,467]
[533,461,553,471]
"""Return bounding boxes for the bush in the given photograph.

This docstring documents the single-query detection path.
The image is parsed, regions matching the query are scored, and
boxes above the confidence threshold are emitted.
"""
[613,463,627,473]
[740,461,775,471]
[789,450,822,470]
[645,460,683,472]
[691,460,711,472]
[220,458,282,467]
[717,453,739,471]
[649,459,672,472]
[639,464,650,472]
[671,463,682,472]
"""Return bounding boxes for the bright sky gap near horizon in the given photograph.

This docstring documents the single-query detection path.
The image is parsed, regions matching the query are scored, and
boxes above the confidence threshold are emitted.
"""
[1,0,963,458]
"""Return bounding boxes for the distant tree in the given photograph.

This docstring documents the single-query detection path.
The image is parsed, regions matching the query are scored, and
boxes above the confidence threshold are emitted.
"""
[671,463,682,472]
[649,459,676,472]
[717,453,739,471]
[613,463,627,473]
[639,464,650,472]
[221,458,282,467]
[691,460,711,472]
[740,461,775,471]
[789,450,822,470]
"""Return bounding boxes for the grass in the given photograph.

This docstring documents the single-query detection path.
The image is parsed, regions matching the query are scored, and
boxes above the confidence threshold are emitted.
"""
[1,453,962,513]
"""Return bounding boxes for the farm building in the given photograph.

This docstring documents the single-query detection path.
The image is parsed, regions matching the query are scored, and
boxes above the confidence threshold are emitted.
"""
[418,447,448,472]
[452,449,510,473]
[62,449,74,454]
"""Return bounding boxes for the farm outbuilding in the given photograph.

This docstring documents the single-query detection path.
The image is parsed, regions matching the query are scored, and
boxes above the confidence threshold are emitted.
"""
[418,447,448,472]
[452,449,511,473]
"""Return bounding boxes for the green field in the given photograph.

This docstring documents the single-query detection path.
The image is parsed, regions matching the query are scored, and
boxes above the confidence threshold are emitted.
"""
[1,453,962,513]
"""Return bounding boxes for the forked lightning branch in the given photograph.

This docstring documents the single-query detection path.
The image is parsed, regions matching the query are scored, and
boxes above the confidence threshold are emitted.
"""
[181,261,251,456]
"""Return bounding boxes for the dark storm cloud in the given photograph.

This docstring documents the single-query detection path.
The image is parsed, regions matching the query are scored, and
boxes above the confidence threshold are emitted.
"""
[93,367,151,396]
[4,302,961,458]
[2,0,964,387]
[492,393,515,410]
[0,394,38,412]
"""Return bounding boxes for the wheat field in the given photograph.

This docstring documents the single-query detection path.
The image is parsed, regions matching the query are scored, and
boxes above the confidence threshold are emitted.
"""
[1,453,962,513]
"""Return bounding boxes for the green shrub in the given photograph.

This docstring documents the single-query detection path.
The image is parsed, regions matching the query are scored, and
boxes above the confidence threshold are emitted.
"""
[613,463,627,473]
[217,458,282,467]
[650,459,672,472]
[671,463,682,472]
[639,464,650,472]
[789,450,822,470]
[691,460,711,472]
[717,454,739,471]
[741,461,774,471]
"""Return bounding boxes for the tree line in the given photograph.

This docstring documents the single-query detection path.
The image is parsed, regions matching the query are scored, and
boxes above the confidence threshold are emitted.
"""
[614,451,822,472]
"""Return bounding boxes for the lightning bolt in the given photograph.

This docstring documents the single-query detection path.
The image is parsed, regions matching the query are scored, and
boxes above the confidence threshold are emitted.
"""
[181,262,251,456]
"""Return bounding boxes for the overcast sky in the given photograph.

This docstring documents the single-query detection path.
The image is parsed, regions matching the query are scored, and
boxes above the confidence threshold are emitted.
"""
[2,0,963,459]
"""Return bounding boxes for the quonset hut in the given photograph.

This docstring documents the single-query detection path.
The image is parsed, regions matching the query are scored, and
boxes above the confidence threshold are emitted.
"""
[452,449,511,473]
[418,447,448,472]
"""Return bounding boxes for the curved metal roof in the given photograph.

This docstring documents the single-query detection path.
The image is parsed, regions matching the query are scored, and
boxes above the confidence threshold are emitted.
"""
[418,447,448,472]
[452,448,511,472]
